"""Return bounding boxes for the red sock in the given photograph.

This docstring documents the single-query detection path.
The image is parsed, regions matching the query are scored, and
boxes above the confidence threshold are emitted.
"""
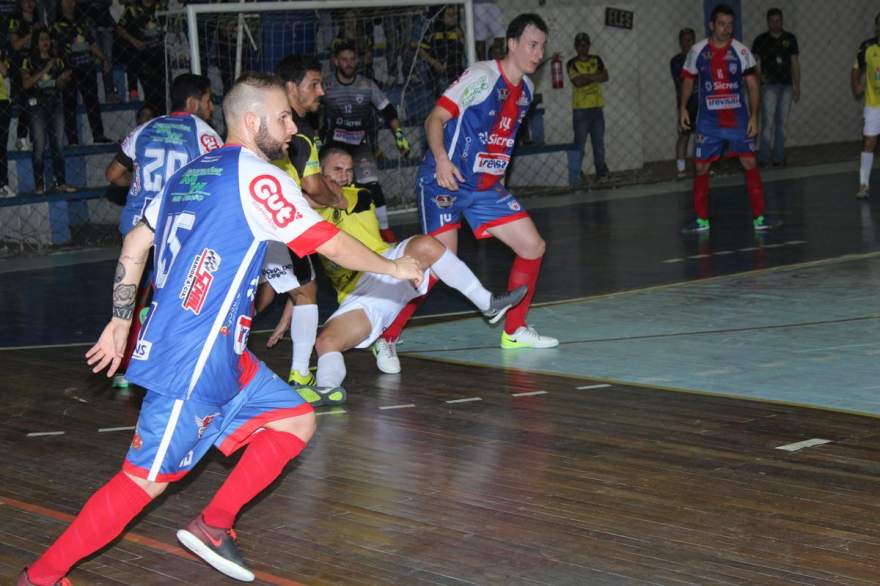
[382,275,438,342]
[504,255,543,335]
[744,166,764,217]
[202,429,306,529]
[121,284,152,371]
[27,472,152,585]
[694,172,710,219]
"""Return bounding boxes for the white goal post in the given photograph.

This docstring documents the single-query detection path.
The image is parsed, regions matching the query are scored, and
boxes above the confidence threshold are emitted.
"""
[174,0,477,80]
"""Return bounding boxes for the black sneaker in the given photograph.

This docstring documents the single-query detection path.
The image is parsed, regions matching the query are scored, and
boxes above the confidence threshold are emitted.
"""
[482,285,528,324]
[176,515,255,582]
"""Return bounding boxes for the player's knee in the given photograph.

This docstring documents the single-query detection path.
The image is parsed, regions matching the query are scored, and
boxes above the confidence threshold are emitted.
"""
[865,136,878,151]
[124,471,168,499]
[292,280,317,304]
[740,155,756,170]
[408,235,444,266]
[315,332,342,355]
[521,237,546,259]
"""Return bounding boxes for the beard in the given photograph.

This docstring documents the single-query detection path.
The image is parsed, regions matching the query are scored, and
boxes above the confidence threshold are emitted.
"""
[255,119,288,161]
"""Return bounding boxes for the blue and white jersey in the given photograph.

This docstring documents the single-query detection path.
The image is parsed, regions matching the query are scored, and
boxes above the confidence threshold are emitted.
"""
[682,38,757,139]
[126,145,339,404]
[118,112,222,235]
[419,60,534,192]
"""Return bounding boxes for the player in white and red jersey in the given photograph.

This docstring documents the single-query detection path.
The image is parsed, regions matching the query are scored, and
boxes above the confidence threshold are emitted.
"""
[104,73,222,390]
[679,3,777,233]
[17,73,422,586]
[371,14,558,375]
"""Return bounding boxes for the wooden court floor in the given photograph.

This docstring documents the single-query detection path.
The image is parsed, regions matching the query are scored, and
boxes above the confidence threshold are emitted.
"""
[2,336,880,585]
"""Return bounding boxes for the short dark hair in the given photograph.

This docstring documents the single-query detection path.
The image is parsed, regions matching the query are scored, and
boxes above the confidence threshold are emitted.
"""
[170,73,212,111]
[276,54,322,86]
[506,13,548,42]
[678,27,695,42]
[710,3,736,23]
[333,39,357,57]
[766,8,782,20]
[319,146,351,166]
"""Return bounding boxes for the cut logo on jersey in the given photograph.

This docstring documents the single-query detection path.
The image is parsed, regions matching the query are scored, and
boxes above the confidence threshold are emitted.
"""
[473,152,510,175]
[200,133,221,152]
[180,248,221,315]
[249,174,300,227]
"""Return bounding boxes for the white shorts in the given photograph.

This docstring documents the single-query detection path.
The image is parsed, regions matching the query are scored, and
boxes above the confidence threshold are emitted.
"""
[864,106,880,137]
[260,241,314,294]
[474,2,505,42]
[326,237,430,348]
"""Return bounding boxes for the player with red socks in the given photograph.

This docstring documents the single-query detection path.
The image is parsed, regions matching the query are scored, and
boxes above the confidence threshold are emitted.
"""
[678,4,779,233]
[17,73,422,586]
[372,13,558,375]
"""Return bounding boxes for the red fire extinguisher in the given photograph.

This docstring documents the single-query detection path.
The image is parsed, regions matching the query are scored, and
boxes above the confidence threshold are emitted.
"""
[551,53,563,89]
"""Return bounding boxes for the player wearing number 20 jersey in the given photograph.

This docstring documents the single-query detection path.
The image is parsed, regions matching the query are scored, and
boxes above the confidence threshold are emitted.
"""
[116,112,222,235]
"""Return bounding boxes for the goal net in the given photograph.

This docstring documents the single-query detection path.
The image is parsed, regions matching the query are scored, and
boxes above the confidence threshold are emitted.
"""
[165,0,476,209]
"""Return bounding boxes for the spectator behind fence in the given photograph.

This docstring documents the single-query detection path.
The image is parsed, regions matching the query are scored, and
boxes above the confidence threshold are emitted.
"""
[8,0,40,151]
[21,25,75,194]
[117,0,167,111]
[671,27,698,179]
[473,0,504,60]
[81,0,120,102]
[330,9,374,79]
[419,5,465,99]
[567,32,610,187]
[53,0,111,145]
[752,7,800,167]
[0,47,13,197]
[852,11,880,199]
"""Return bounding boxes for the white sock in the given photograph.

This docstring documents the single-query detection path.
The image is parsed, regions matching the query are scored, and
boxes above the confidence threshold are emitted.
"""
[676,158,686,172]
[375,205,390,230]
[430,249,491,311]
[861,151,874,186]
[316,351,345,388]
[290,304,318,375]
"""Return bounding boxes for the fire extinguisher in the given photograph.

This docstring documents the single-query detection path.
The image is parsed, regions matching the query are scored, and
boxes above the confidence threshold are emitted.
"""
[551,53,564,89]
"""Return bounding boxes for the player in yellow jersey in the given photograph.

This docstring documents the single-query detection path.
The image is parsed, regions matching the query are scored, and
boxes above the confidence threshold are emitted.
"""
[852,12,880,198]
[294,148,528,406]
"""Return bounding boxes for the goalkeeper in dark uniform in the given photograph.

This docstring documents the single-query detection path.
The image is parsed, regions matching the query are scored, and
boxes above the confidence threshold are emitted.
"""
[323,40,410,242]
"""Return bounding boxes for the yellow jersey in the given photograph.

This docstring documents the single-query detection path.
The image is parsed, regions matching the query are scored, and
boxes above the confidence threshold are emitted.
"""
[855,37,880,108]
[271,112,322,186]
[318,185,390,302]
[567,55,606,109]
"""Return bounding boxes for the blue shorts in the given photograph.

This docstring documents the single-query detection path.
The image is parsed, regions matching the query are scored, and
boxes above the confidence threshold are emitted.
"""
[694,132,756,162]
[416,176,529,239]
[123,358,312,482]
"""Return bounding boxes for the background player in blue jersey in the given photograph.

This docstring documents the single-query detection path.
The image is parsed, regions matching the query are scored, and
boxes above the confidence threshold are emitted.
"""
[374,13,557,375]
[104,73,222,389]
[17,72,422,586]
[678,4,775,233]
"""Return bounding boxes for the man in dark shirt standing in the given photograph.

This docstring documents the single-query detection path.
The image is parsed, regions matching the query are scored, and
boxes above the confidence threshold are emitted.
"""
[752,7,800,167]
[670,27,697,179]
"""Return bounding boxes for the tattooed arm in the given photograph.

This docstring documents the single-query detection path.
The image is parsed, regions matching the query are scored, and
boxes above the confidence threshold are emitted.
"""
[86,222,155,376]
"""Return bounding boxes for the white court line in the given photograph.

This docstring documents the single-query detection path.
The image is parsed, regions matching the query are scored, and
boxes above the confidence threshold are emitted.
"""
[763,243,786,248]
[445,397,482,404]
[577,384,611,390]
[688,254,711,259]
[512,391,547,397]
[26,431,65,437]
[316,409,347,416]
[379,404,416,410]
[98,426,136,433]
[776,438,832,452]
[785,240,807,245]
[661,258,685,263]
[757,361,787,368]
[695,368,732,376]
[739,247,759,252]
[713,250,735,255]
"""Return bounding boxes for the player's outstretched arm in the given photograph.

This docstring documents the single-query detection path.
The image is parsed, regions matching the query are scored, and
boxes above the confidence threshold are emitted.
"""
[425,105,463,191]
[85,222,154,377]
[679,77,694,130]
[316,230,423,286]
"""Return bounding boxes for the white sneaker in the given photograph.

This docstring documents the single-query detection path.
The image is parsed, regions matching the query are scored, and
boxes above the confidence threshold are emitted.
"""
[500,325,559,349]
[0,184,14,197]
[372,338,401,374]
[856,184,870,199]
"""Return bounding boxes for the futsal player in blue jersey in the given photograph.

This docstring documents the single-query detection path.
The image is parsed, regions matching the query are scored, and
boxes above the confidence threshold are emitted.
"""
[104,73,223,389]
[679,4,775,232]
[17,72,422,586]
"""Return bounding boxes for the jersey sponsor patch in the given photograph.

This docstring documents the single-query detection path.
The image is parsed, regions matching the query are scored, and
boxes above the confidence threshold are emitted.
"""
[473,152,510,175]
[200,133,221,152]
[249,174,300,227]
[706,93,742,110]
[133,339,152,361]
[180,248,221,315]
[332,128,366,145]
[233,315,251,355]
